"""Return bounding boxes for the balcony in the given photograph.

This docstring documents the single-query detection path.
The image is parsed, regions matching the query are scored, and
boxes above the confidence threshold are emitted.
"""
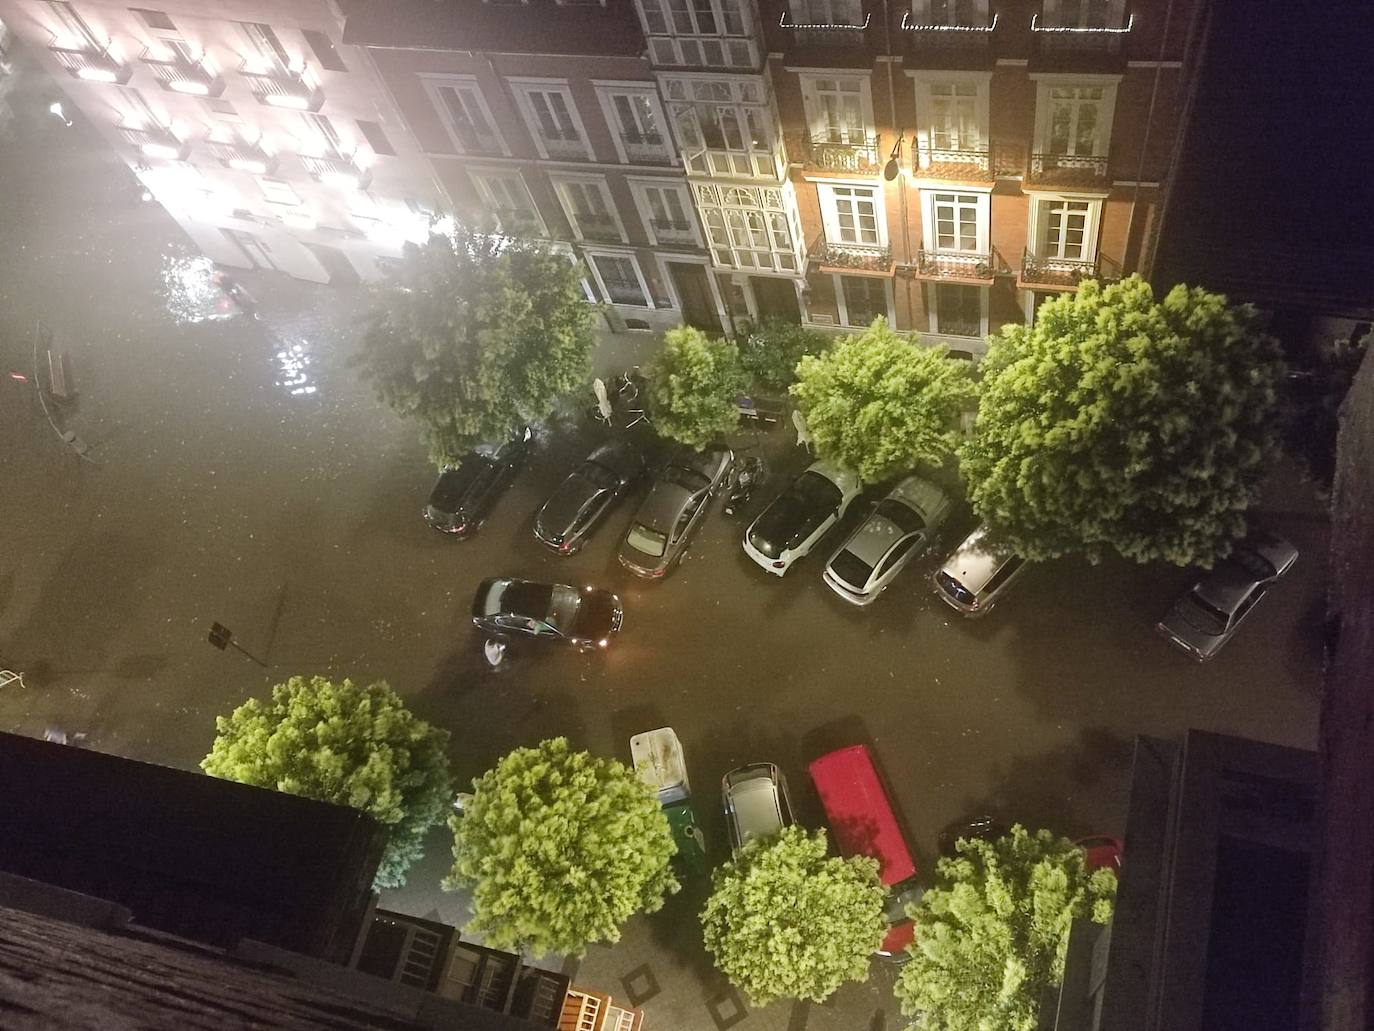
[650,218,697,245]
[48,39,130,84]
[140,46,222,97]
[240,61,321,111]
[621,130,674,165]
[912,246,1007,284]
[1018,248,1122,290]
[538,132,588,161]
[208,137,277,175]
[572,214,623,242]
[914,141,1026,181]
[1030,13,1134,53]
[1025,151,1110,189]
[900,10,997,50]
[810,236,893,277]
[778,11,870,49]
[120,125,190,161]
[791,131,880,175]
[302,153,371,191]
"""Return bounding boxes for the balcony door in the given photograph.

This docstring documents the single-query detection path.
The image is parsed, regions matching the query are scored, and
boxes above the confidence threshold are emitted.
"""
[1048,86,1106,156]
[1041,199,1091,260]
[802,77,868,146]
[820,185,882,248]
[929,83,979,152]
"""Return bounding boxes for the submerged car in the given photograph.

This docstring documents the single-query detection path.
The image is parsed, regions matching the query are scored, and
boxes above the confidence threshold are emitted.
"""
[471,577,622,651]
[619,446,732,578]
[423,427,533,537]
[722,762,794,854]
[823,475,952,605]
[931,526,1026,617]
[534,439,645,554]
[743,461,862,576]
[1156,532,1298,661]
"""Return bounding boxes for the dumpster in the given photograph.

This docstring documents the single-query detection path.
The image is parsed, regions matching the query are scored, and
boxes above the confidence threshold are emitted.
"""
[630,727,690,806]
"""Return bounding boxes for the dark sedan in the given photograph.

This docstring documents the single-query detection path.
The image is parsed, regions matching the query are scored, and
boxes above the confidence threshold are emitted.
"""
[471,577,623,651]
[619,446,732,579]
[535,439,645,554]
[423,427,532,537]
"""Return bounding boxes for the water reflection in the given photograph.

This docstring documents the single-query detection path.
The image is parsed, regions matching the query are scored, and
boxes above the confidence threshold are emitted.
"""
[273,339,317,396]
[160,253,238,324]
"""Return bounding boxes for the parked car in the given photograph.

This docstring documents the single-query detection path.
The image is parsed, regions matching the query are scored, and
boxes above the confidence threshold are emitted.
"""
[471,577,622,652]
[1156,532,1298,661]
[810,745,923,960]
[823,476,952,606]
[722,763,793,854]
[423,427,533,537]
[1077,835,1123,876]
[932,526,1026,617]
[534,439,645,554]
[619,446,733,578]
[743,461,862,576]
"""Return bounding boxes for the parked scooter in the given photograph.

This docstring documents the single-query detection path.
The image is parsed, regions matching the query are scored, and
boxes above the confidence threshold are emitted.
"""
[723,455,767,517]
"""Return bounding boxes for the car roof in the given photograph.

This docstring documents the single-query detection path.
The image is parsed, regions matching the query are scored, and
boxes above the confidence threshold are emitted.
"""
[807,460,861,493]
[940,526,1017,594]
[1193,560,1263,613]
[842,511,910,567]
[888,476,948,519]
[429,455,496,510]
[730,776,783,843]
[636,481,696,533]
[540,475,602,533]
[808,745,917,885]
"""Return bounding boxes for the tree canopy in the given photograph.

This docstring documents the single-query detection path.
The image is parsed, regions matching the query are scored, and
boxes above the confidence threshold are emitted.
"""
[894,825,1117,1031]
[700,826,886,1006]
[739,318,830,392]
[351,225,596,466]
[649,325,749,450]
[446,738,678,957]
[201,675,453,890]
[961,277,1285,566]
[791,317,977,482]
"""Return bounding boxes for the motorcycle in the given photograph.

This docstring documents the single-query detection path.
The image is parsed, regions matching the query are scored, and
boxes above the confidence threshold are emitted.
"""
[723,456,767,517]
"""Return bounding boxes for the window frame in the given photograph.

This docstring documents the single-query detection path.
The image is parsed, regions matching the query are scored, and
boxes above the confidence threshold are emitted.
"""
[549,173,627,243]
[817,181,887,248]
[927,281,988,339]
[694,180,804,274]
[508,78,593,161]
[594,82,674,164]
[798,73,874,146]
[585,249,655,308]
[420,74,509,157]
[907,70,992,168]
[467,167,547,237]
[836,273,894,328]
[629,178,703,247]
[1031,75,1120,160]
[919,186,990,254]
[1026,191,1102,263]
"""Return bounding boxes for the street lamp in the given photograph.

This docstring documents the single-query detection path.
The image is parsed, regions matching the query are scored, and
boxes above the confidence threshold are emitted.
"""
[47,101,72,127]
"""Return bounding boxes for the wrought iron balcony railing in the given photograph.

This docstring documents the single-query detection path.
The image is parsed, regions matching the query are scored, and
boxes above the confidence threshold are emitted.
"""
[1026,152,1110,187]
[1019,248,1122,289]
[573,214,622,241]
[301,153,371,190]
[48,38,130,83]
[650,218,696,242]
[539,132,588,160]
[120,125,189,161]
[810,236,893,273]
[621,130,673,164]
[140,46,222,96]
[778,10,870,47]
[790,130,880,175]
[913,246,1005,282]
[207,137,277,175]
[913,141,1027,180]
[239,61,320,111]
[1030,13,1134,52]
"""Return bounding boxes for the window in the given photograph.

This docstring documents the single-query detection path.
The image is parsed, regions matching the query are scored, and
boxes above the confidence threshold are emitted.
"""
[590,254,649,306]
[470,171,543,236]
[257,177,301,206]
[356,119,395,156]
[929,192,982,252]
[929,82,978,150]
[46,1,101,48]
[510,82,589,160]
[637,0,756,68]
[665,77,782,178]
[801,77,869,145]
[131,8,176,30]
[427,78,505,156]
[1048,86,1104,155]
[841,275,888,327]
[789,0,863,25]
[1033,79,1118,166]
[932,283,983,337]
[820,185,882,247]
[237,22,292,73]
[695,182,802,273]
[554,178,622,241]
[301,29,347,73]
[303,112,342,155]
[911,73,990,169]
[634,181,697,245]
[1041,198,1091,259]
[597,88,672,163]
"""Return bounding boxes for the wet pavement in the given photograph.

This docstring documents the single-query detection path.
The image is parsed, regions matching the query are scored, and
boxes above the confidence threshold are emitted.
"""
[0,54,1328,1031]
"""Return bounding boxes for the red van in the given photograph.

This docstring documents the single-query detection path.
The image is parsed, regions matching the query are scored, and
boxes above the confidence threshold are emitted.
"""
[809,744,923,960]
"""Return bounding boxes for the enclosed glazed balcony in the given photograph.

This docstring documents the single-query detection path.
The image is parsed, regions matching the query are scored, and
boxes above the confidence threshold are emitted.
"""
[49,38,130,84]
[790,130,880,175]
[140,46,222,96]
[239,61,321,111]
[1017,248,1122,290]
[1025,151,1110,188]
[810,236,893,276]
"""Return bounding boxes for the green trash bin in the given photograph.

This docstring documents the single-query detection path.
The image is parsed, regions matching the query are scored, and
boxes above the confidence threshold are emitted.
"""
[665,800,709,880]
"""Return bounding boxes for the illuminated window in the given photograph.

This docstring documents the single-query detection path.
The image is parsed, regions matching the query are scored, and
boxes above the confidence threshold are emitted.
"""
[1047,85,1106,155]
[800,76,870,145]
[922,191,988,254]
[818,184,883,247]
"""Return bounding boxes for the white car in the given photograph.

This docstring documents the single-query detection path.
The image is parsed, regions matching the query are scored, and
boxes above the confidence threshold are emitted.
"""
[823,475,952,605]
[743,461,862,576]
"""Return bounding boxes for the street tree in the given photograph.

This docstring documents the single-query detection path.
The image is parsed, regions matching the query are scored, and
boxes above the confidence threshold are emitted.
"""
[201,675,453,890]
[445,737,678,957]
[739,318,830,392]
[351,225,596,466]
[700,826,886,1006]
[894,825,1117,1031]
[961,276,1286,566]
[791,317,977,482]
[648,325,749,450]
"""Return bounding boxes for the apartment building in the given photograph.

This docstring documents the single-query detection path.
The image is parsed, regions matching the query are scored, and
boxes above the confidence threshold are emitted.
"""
[340,0,1205,349]
[0,0,445,282]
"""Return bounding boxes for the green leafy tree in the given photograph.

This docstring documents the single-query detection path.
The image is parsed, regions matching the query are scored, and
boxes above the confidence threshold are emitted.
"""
[895,825,1117,1031]
[791,317,977,482]
[351,225,596,466]
[961,276,1285,566]
[649,325,749,450]
[202,675,453,890]
[739,318,830,391]
[700,826,886,1006]
[446,738,678,957]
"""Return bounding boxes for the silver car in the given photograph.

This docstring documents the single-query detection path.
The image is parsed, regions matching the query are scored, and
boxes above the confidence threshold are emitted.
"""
[823,476,952,606]
[722,763,794,855]
[1157,532,1298,661]
[618,446,732,579]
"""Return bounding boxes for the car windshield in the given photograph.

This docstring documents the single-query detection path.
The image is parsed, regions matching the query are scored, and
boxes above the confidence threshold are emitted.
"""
[667,464,711,492]
[751,472,842,552]
[1229,547,1277,582]
[829,549,874,589]
[626,522,668,557]
[584,460,622,489]
[544,584,582,632]
[1181,593,1229,636]
[876,498,925,535]
[935,570,974,604]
